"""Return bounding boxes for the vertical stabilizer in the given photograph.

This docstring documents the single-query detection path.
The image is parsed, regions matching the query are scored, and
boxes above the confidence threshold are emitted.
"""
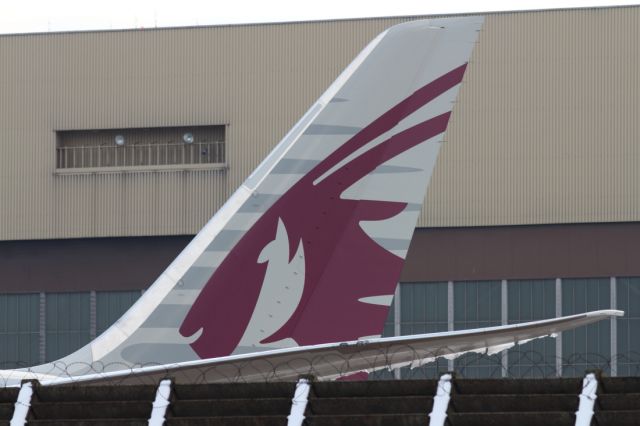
[32,16,484,375]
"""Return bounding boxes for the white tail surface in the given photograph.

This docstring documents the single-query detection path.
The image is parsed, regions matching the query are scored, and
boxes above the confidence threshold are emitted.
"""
[13,16,484,380]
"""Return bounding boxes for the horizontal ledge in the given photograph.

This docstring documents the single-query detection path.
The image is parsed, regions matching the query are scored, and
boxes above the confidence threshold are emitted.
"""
[54,163,228,175]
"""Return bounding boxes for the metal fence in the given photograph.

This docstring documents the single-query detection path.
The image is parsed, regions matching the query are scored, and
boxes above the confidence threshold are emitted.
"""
[56,141,225,169]
[2,349,639,388]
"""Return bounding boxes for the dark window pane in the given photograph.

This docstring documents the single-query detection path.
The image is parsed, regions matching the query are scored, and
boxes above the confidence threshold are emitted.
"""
[45,292,90,362]
[507,279,556,378]
[370,294,397,380]
[562,278,610,376]
[0,293,40,369]
[96,291,142,335]
[454,281,502,378]
[617,277,640,376]
[381,295,395,338]
[398,282,448,379]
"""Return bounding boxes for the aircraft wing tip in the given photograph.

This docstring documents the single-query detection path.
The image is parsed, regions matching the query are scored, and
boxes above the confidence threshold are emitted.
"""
[586,309,624,318]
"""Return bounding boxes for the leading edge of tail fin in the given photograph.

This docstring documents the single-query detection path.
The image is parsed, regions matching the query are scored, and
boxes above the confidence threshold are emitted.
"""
[40,16,485,373]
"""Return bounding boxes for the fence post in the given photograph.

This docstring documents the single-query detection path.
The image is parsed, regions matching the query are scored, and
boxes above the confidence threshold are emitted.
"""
[10,381,33,426]
[428,373,452,426]
[148,379,172,426]
[287,377,311,426]
[575,372,598,426]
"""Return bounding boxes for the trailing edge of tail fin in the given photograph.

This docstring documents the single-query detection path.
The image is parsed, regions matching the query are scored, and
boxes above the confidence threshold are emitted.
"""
[30,16,484,375]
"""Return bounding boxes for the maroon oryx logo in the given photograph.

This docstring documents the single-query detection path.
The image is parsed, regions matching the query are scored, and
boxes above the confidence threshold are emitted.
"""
[179,64,467,358]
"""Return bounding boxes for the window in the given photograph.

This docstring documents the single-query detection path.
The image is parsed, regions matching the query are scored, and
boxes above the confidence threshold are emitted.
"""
[454,280,502,378]
[0,294,40,369]
[370,282,449,380]
[562,278,610,376]
[45,292,90,362]
[56,125,225,170]
[400,282,448,379]
[381,296,396,339]
[96,291,141,336]
[2,276,633,377]
[369,298,397,380]
[507,279,556,377]
[616,277,640,376]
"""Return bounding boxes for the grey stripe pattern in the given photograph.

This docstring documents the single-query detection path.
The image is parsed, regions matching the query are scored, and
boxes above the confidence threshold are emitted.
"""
[179,266,216,289]
[269,159,421,177]
[271,159,320,174]
[143,304,192,328]
[193,251,227,268]
[206,229,244,251]
[374,165,423,174]
[371,237,411,252]
[404,203,423,212]
[121,343,199,364]
[238,193,280,213]
[304,124,362,135]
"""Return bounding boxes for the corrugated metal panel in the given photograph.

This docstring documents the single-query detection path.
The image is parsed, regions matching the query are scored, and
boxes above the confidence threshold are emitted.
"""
[1,8,639,240]
[421,7,640,226]
[0,17,416,240]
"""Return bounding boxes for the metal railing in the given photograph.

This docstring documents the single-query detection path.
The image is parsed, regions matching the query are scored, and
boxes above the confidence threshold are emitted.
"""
[56,141,225,169]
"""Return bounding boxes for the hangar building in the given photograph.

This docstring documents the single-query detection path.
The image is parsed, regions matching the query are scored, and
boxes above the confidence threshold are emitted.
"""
[1,6,639,378]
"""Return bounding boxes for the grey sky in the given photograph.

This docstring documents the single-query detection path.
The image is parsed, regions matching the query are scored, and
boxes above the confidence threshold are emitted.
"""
[1,0,638,34]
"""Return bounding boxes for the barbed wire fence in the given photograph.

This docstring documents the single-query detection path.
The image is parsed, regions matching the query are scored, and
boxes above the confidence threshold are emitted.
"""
[1,348,639,387]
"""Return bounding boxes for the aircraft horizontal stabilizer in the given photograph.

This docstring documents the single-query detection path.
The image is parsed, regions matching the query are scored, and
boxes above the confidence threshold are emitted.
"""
[17,309,619,386]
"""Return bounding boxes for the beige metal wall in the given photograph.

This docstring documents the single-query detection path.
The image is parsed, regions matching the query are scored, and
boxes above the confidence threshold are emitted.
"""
[427,6,640,226]
[0,7,639,240]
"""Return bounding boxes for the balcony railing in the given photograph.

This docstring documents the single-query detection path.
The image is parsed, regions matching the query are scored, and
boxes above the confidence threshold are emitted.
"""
[56,141,225,169]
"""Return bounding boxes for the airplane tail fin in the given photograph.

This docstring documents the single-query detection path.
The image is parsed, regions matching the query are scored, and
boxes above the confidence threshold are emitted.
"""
[33,16,485,374]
